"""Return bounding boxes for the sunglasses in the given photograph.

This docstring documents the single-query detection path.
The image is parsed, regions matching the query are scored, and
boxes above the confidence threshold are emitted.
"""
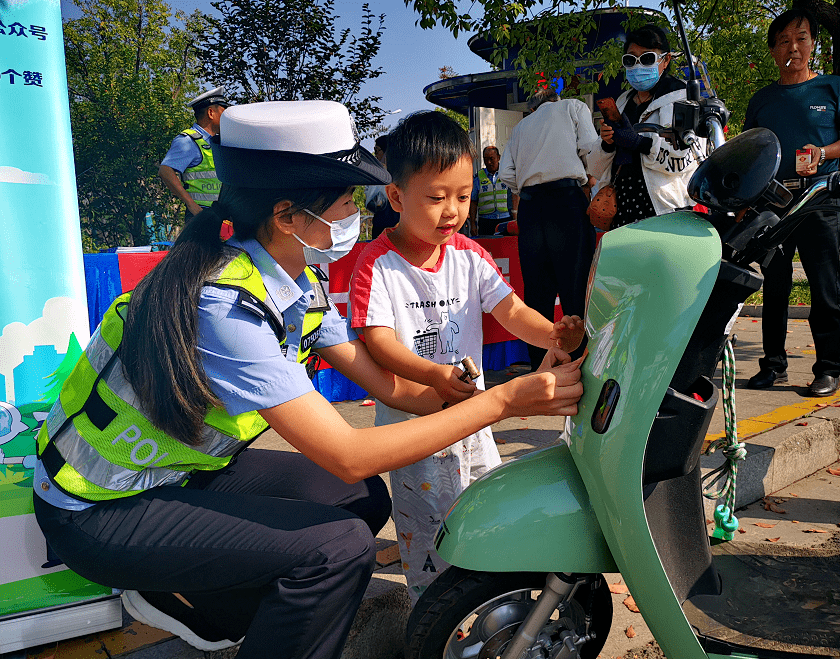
[622,51,665,68]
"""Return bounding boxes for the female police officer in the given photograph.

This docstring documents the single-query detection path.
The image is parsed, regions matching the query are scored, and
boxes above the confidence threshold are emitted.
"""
[33,101,583,659]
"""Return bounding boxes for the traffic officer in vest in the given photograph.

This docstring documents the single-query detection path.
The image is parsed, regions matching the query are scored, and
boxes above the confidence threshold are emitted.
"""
[468,145,518,236]
[159,86,230,221]
[34,100,583,659]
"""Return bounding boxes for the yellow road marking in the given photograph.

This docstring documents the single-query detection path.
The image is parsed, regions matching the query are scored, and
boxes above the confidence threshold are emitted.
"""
[704,392,840,448]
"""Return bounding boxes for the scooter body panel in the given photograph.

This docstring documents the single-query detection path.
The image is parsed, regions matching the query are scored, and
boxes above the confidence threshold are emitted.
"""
[434,444,618,573]
[568,212,722,659]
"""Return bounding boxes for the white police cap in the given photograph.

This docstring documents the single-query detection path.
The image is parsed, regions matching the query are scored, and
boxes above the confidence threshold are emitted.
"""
[188,86,230,112]
[210,100,390,188]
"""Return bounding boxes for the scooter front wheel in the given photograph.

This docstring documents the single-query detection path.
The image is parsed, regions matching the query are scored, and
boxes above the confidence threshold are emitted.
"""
[405,568,612,659]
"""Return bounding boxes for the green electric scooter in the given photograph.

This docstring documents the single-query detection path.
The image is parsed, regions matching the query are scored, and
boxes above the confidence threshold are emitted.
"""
[405,5,840,657]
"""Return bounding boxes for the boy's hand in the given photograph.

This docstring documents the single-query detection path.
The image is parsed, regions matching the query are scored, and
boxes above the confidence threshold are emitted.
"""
[550,315,585,353]
[432,364,477,405]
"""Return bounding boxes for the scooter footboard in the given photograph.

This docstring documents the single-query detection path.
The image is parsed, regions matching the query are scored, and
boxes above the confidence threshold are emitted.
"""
[434,444,618,573]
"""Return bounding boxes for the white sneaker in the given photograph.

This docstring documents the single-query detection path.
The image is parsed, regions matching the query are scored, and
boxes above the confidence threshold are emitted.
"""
[121,589,244,651]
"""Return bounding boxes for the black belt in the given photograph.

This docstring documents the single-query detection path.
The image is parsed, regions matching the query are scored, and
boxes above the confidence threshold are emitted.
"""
[520,178,581,200]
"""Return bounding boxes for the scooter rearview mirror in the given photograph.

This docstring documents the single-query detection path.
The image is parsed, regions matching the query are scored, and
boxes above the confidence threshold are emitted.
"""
[688,128,782,213]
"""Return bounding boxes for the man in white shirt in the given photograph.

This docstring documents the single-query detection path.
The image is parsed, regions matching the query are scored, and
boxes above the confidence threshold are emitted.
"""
[499,88,598,368]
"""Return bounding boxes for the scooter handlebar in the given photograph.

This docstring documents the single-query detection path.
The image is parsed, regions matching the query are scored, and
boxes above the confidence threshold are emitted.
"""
[827,171,840,197]
[704,116,726,152]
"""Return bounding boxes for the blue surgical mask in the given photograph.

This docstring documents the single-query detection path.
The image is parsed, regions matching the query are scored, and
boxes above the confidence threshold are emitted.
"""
[293,208,360,264]
[625,65,661,91]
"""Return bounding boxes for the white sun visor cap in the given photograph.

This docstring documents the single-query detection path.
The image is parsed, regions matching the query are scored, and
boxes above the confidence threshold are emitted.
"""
[211,100,391,189]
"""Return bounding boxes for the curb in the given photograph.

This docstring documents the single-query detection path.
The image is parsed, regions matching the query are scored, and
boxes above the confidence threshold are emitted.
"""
[702,405,840,520]
[740,305,810,319]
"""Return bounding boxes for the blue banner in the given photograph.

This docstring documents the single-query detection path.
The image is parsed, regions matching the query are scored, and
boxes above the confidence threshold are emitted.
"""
[0,0,114,642]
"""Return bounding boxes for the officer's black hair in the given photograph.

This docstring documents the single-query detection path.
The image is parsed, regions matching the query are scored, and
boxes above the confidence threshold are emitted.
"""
[193,103,225,122]
[122,184,349,446]
[386,111,475,187]
[625,24,673,72]
[767,8,819,48]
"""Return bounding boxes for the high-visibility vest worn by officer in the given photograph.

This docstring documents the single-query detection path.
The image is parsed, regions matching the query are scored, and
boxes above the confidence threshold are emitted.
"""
[180,128,222,208]
[476,169,509,216]
[36,251,331,503]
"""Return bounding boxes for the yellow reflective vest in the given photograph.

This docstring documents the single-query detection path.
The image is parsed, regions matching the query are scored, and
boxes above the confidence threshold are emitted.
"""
[180,128,222,208]
[476,169,509,216]
[37,251,329,503]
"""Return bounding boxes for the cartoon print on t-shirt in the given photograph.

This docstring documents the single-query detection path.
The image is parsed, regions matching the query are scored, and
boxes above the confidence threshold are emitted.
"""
[412,324,439,358]
[413,311,460,357]
[424,311,460,354]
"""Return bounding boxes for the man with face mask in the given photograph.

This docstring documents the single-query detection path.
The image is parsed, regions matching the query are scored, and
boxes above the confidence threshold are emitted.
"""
[743,8,840,397]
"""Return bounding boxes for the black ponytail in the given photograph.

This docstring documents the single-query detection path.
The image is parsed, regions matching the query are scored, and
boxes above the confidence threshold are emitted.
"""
[121,203,231,445]
[121,184,351,445]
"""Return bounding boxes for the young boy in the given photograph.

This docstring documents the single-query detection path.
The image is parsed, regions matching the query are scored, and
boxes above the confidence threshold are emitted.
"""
[349,111,584,604]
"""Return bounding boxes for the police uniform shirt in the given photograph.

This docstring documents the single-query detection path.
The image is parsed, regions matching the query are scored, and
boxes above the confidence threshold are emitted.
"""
[35,237,356,510]
[197,237,356,415]
[160,123,213,174]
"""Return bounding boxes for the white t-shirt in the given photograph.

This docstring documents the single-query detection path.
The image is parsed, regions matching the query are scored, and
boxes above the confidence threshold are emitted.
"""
[349,230,513,424]
[498,98,599,193]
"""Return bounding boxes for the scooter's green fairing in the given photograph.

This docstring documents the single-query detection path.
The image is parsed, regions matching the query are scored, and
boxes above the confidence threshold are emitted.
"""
[571,212,721,659]
[434,444,618,573]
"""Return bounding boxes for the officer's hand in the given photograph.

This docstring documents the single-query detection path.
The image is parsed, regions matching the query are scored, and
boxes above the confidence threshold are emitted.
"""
[499,348,583,417]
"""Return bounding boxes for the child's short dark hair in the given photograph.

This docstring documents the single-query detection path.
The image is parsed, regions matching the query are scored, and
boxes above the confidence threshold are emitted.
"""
[386,111,475,187]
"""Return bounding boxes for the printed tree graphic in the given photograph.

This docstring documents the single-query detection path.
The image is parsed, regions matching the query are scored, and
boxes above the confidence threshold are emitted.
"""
[40,333,84,406]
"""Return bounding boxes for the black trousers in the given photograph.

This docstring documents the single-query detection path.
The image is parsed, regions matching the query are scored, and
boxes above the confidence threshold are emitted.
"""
[34,449,391,659]
[477,213,509,237]
[759,201,840,377]
[517,183,595,369]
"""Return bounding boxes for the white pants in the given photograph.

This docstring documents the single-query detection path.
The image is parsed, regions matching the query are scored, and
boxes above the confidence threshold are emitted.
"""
[388,425,501,605]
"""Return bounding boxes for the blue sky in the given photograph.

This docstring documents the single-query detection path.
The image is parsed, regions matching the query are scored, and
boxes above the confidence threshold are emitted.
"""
[59,0,664,144]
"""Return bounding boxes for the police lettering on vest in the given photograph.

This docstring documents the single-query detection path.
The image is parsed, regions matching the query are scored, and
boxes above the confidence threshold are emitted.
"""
[180,128,223,208]
[37,251,329,503]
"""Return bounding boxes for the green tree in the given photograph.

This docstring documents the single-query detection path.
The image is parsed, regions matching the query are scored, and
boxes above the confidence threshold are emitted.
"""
[198,0,387,135]
[435,66,469,132]
[64,0,206,247]
[436,107,469,132]
[681,1,784,132]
